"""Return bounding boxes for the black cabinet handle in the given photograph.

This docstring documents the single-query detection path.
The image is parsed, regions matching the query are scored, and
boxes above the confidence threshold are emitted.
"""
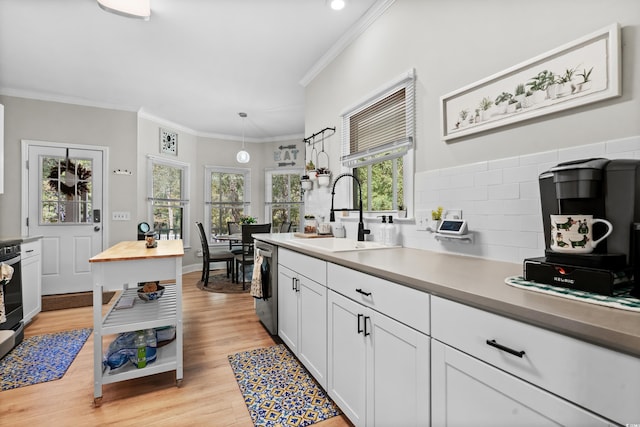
[486,339,525,358]
[364,316,371,336]
[357,314,364,334]
[355,288,371,297]
[292,277,296,291]
[295,278,300,292]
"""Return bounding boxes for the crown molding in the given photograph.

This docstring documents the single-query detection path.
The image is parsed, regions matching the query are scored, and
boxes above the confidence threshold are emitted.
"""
[299,0,396,87]
[0,87,139,112]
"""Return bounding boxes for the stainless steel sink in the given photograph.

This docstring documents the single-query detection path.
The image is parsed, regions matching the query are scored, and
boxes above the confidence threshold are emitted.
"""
[288,237,396,252]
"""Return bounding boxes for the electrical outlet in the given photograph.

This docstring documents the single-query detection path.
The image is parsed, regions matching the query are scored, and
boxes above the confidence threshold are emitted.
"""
[415,210,429,231]
[112,211,130,221]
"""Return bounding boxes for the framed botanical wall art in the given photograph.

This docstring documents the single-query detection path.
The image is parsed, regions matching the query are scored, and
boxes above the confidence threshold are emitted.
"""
[440,23,621,141]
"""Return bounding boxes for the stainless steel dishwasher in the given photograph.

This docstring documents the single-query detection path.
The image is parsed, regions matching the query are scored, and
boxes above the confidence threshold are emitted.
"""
[254,240,278,335]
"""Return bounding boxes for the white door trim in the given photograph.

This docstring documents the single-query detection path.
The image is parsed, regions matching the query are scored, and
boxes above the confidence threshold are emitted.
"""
[21,139,110,251]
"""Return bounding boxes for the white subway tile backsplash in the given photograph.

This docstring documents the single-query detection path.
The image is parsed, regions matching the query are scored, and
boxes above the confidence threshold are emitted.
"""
[519,181,540,200]
[405,135,639,265]
[440,161,487,176]
[474,169,503,186]
[488,183,519,200]
[450,173,475,188]
[606,136,640,153]
[558,142,606,161]
[519,150,558,166]
[503,164,539,183]
[488,156,519,170]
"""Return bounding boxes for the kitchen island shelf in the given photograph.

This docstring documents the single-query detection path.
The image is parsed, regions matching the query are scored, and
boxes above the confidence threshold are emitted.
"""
[90,240,184,407]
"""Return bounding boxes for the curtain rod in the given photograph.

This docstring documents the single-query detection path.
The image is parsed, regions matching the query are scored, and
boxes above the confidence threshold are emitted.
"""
[303,126,336,144]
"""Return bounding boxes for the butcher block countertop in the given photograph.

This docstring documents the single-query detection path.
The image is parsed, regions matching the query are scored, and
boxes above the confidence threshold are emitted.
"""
[89,240,184,263]
[256,233,640,358]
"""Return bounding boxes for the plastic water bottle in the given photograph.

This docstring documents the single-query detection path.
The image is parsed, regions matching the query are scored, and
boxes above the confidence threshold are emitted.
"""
[145,329,157,364]
[135,331,147,368]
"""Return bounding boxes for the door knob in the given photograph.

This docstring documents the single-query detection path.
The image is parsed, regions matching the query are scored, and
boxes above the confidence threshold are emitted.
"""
[94,226,101,232]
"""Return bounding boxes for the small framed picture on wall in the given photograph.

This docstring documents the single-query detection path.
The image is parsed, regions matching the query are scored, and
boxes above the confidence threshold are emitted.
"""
[160,128,178,155]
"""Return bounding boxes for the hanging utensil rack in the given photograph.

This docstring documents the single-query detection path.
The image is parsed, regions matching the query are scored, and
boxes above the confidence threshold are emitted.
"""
[303,127,335,145]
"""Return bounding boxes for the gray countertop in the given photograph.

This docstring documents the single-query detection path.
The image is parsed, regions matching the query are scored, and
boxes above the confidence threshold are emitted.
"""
[256,233,640,358]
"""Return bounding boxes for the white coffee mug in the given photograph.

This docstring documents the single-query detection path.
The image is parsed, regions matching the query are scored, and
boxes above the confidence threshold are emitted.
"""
[549,214,613,254]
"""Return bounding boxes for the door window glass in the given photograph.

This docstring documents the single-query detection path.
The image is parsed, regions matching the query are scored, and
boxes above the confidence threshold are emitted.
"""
[40,156,93,224]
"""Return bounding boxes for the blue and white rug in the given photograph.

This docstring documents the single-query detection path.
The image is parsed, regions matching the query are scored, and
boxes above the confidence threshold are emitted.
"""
[0,328,92,391]
[228,344,341,427]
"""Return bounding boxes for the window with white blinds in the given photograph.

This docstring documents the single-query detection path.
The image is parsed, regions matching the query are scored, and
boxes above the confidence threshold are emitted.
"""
[340,69,415,213]
[341,70,415,167]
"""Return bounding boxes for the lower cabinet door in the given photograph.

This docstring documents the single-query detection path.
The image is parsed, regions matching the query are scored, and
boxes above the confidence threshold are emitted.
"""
[298,276,327,388]
[431,340,611,427]
[277,266,298,353]
[328,290,367,426]
[368,310,430,427]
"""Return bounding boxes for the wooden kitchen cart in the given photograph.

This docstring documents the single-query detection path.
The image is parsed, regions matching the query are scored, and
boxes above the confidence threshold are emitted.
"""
[89,240,184,406]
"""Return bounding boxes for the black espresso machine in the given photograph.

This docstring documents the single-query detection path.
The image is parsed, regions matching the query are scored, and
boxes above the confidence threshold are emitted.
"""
[524,158,640,296]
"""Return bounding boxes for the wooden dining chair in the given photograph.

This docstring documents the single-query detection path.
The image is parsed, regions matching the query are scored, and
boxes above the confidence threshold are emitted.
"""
[234,223,271,289]
[227,221,243,253]
[196,221,235,287]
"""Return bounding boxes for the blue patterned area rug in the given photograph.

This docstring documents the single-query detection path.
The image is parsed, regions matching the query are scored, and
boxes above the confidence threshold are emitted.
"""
[228,344,341,427]
[0,328,92,391]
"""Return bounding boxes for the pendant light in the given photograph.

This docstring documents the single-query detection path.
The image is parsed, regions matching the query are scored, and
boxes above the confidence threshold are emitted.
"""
[236,112,250,164]
[97,0,151,20]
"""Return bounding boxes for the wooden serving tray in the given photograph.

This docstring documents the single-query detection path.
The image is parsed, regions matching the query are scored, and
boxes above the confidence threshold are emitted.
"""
[293,233,334,239]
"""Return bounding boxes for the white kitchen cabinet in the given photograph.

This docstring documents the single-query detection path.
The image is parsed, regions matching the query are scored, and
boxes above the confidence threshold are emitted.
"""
[21,238,42,324]
[431,340,611,426]
[327,265,430,427]
[278,248,327,387]
[431,296,638,426]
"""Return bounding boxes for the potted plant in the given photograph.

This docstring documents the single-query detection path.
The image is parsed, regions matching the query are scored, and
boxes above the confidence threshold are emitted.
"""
[300,174,312,191]
[429,206,444,232]
[514,83,526,105]
[494,92,512,115]
[575,67,593,92]
[527,70,551,104]
[397,203,407,218]
[239,215,257,225]
[458,109,470,127]
[316,167,331,187]
[306,160,318,181]
[479,97,493,121]
[556,67,576,97]
[506,97,519,114]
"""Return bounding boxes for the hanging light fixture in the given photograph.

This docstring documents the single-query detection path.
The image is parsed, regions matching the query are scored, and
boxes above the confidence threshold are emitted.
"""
[330,0,346,10]
[97,0,151,20]
[236,112,250,164]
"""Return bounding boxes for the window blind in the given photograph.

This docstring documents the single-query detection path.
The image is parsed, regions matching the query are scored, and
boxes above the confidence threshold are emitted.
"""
[341,71,415,167]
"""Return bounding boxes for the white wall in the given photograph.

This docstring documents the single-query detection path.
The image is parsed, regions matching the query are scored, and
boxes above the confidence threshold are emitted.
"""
[305,0,640,264]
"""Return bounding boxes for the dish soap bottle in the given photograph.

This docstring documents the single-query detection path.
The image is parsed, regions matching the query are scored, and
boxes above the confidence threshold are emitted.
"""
[384,215,397,246]
[377,215,387,243]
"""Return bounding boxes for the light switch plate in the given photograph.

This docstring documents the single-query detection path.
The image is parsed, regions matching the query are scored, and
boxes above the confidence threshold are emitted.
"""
[112,211,130,221]
[415,210,429,231]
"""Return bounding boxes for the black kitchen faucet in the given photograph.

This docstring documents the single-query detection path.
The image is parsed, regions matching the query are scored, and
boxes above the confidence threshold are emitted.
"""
[329,173,370,241]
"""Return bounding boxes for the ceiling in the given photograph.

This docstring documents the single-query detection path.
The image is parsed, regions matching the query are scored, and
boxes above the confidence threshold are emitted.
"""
[0,0,384,141]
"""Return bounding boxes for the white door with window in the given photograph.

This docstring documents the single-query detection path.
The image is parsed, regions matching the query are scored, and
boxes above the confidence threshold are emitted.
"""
[26,143,104,295]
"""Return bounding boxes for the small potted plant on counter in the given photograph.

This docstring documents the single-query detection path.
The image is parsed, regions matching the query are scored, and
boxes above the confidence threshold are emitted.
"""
[429,206,444,232]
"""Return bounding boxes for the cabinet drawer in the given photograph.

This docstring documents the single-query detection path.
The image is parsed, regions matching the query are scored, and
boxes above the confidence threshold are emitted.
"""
[327,263,429,335]
[431,296,640,424]
[279,248,326,285]
[21,240,41,260]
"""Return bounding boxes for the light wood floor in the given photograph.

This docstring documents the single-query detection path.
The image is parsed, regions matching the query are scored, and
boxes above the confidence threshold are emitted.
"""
[0,271,353,427]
